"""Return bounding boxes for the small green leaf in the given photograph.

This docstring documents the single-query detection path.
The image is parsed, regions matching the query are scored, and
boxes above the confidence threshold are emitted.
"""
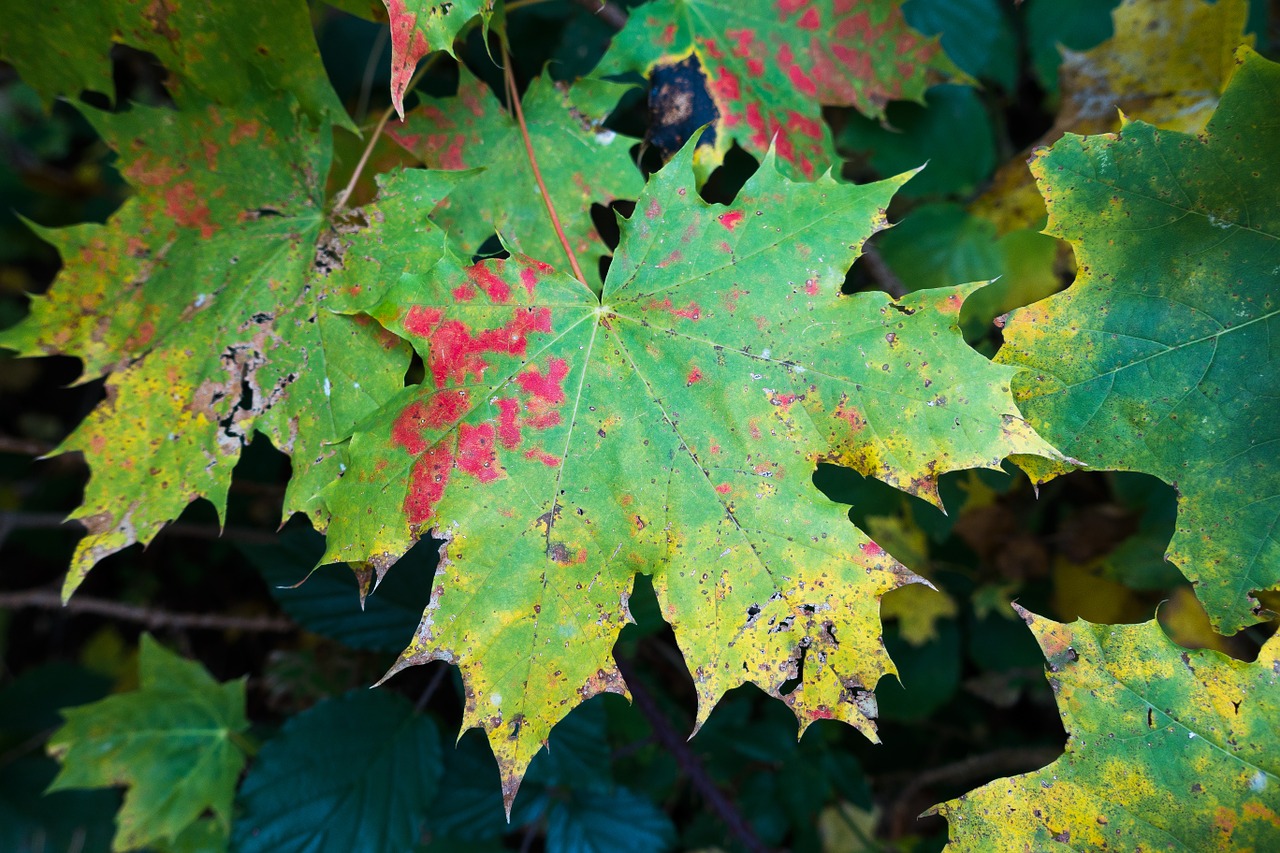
[232,690,443,853]
[932,606,1280,849]
[46,636,249,852]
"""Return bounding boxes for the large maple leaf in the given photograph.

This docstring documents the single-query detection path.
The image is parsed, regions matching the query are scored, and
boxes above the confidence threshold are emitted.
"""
[931,606,1280,849]
[0,0,350,129]
[387,70,642,281]
[0,99,461,595]
[322,140,1059,805]
[595,0,959,178]
[996,47,1280,633]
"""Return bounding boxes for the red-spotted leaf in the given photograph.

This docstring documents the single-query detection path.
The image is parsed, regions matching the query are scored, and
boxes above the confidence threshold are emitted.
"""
[321,139,1060,807]
[0,0,350,129]
[0,99,466,596]
[595,0,960,178]
[388,69,641,282]
[384,0,502,117]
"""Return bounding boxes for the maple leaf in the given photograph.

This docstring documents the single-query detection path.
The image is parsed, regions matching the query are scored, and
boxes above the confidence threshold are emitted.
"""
[971,0,1252,233]
[996,47,1280,633]
[0,0,351,129]
[320,139,1060,807]
[931,605,1280,849]
[384,0,502,117]
[0,98,451,596]
[595,0,960,179]
[46,636,250,852]
[388,69,642,281]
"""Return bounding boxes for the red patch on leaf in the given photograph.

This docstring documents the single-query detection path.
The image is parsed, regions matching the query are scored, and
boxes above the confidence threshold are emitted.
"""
[392,401,432,455]
[715,483,732,495]
[860,541,885,558]
[165,181,214,239]
[657,249,684,268]
[686,367,703,386]
[647,298,702,321]
[468,263,512,303]
[719,210,745,231]
[517,357,570,404]
[836,403,866,431]
[496,398,522,449]
[645,197,662,219]
[519,262,552,297]
[406,445,453,524]
[404,306,444,336]
[805,279,819,295]
[797,6,820,29]
[452,283,477,302]
[456,422,502,483]
[525,447,561,467]
[777,0,807,15]
[427,308,552,388]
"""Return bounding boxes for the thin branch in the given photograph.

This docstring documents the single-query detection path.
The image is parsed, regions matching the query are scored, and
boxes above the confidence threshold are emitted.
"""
[0,434,55,456]
[860,245,908,299]
[0,588,296,633]
[888,745,1061,837]
[568,0,628,30]
[334,57,436,212]
[0,511,281,548]
[615,656,771,853]
[502,53,590,285]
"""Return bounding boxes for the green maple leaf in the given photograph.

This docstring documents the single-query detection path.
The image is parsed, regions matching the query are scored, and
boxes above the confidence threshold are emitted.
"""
[595,0,960,178]
[384,0,503,117]
[996,47,1280,633]
[321,139,1059,806]
[46,636,250,852]
[931,605,1280,849]
[0,98,443,596]
[387,69,641,282]
[0,0,350,129]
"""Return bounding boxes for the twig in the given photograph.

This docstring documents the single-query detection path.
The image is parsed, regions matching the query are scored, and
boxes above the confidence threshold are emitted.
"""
[568,0,627,30]
[861,245,908,299]
[334,57,436,212]
[0,510,280,547]
[888,746,1060,837]
[502,53,590,285]
[0,434,55,456]
[414,662,451,711]
[0,588,296,633]
[615,656,771,853]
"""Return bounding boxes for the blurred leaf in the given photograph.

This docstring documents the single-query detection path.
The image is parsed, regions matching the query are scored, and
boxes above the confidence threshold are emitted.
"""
[1051,557,1149,624]
[425,730,509,842]
[875,618,960,721]
[881,584,958,647]
[1158,587,1238,656]
[975,0,1252,233]
[242,526,435,654]
[841,85,996,198]
[817,800,881,853]
[46,636,249,852]
[1024,0,1122,91]
[933,608,1280,849]
[545,786,676,853]
[233,690,442,853]
[0,754,119,853]
[1096,473,1184,591]
[903,0,1019,88]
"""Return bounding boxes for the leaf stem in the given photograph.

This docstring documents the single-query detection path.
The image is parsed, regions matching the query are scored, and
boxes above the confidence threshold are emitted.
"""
[502,54,590,286]
[334,57,436,212]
